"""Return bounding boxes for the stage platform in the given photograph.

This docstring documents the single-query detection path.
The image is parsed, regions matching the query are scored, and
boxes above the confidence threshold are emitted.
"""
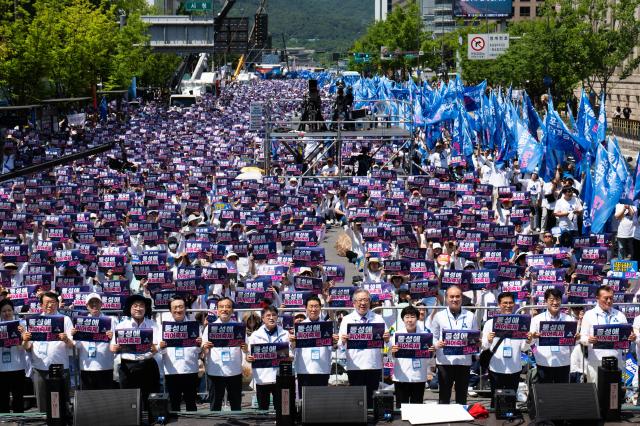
[270,126,412,139]
[2,390,639,425]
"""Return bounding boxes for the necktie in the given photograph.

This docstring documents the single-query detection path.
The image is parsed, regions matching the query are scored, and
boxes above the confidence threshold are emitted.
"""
[361,316,367,323]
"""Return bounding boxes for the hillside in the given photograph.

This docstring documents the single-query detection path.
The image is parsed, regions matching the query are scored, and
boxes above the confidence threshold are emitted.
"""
[223,0,374,52]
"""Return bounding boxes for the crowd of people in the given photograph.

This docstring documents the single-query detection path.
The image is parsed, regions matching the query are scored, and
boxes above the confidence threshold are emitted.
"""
[0,77,639,420]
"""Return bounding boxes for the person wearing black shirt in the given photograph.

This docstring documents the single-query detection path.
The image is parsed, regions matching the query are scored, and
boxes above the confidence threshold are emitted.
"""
[354,147,373,176]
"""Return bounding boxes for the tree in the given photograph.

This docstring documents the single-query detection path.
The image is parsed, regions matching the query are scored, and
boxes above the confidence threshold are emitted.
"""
[350,1,431,77]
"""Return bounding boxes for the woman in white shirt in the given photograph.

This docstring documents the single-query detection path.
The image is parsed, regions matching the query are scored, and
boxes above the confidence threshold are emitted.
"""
[158,296,202,412]
[0,299,27,413]
[390,305,432,408]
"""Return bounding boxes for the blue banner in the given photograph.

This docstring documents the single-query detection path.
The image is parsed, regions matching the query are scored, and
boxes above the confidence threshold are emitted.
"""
[538,321,577,346]
[72,316,111,342]
[347,323,385,350]
[442,329,480,355]
[115,328,154,353]
[207,323,246,347]
[294,321,333,348]
[0,320,21,347]
[251,342,289,368]
[492,314,531,339]
[161,321,200,347]
[593,324,632,350]
[394,333,433,358]
[26,315,65,341]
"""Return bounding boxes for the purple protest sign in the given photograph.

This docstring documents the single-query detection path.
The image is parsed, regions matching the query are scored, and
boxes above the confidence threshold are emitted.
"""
[538,321,577,346]
[492,315,531,339]
[394,333,433,358]
[347,323,385,350]
[0,320,21,347]
[26,315,65,341]
[115,328,154,353]
[207,323,246,347]
[251,342,290,368]
[161,321,200,347]
[72,316,112,342]
[294,321,333,348]
[442,330,481,355]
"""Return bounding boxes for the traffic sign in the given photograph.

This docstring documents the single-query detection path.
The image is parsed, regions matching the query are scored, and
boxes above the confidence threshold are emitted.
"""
[185,1,212,11]
[467,33,509,60]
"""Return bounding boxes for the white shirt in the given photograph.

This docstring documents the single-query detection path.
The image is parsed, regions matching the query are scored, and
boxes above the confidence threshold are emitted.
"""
[430,307,478,366]
[0,319,27,372]
[203,318,245,377]
[428,152,448,168]
[248,324,290,385]
[391,323,429,383]
[112,317,160,361]
[76,315,115,371]
[338,310,386,371]
[554,196,583,231]
[579,305,628,366]
[30,314,74,371]
[160,319,201,375]
[293,318,332,375]
[541,182,557,210]
[529,311,575,367]
[615,204,635,238]
[481,318,530,374]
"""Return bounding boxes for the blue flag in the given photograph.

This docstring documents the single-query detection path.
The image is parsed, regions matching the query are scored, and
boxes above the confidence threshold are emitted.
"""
[99,96,108,122]
[516,120,543,173]
[580,154,594,235]
[128,76,137,100]
[596,92,607,144]
[463,81,486,112]
[591,142,624,233]
[634,151,640,201]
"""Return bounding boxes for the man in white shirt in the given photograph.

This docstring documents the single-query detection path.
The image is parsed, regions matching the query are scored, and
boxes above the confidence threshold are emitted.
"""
[290,295,338,396]
[246,306,290,410]
[554,187,583,236]
[430,285,479,405]
[428,143,448,169]
[614,203,635,259]
[158,296,202,412]
[22,291,74,411]
[482,292,531,408]
[202,297,248,411]
[320,157,338,176]
[529,288,576,383]
[110,294,160,411]
[72,293,115,390]
[579,285,635,384]
[338,288,390,407]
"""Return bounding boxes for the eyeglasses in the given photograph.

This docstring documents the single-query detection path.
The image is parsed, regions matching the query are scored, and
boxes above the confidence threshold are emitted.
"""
[355,298,370,303]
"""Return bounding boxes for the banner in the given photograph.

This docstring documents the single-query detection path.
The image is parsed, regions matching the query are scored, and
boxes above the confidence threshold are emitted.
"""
[207,323,246,347]
[492,314,530,339]
[26,315,65,341]
[115,328,154,353]
[442,329,481,355]
[294,321,333,348]
[593,324,632,350]
[347,323,385,350]
[538,321,577,346]
[72,316,111,342]
[161,321,200,347]
[328,287,354,307]
[394,333,433,358]
[250,342,290,368]
[0,320,21,347]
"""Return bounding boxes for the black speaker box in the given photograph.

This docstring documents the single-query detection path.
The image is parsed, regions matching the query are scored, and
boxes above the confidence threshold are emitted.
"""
[74,389,140,426]
[301,386,367,424]
[531,383,600,425]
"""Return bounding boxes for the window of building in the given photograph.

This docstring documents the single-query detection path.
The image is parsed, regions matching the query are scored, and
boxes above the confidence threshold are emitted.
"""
[520,6,530,16]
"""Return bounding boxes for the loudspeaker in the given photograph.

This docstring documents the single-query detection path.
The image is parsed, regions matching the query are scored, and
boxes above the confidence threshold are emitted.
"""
[74,389,140,426]
[598,364,623,421]
[373,390,394,421]
[531,383,600,425]
[495,389,517,419]
[148,393,170,423]
[301,386,367,424]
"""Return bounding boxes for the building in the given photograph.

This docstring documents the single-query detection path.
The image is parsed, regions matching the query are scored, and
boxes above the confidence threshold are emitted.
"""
[375,0,411,21]
[420,0,456,34]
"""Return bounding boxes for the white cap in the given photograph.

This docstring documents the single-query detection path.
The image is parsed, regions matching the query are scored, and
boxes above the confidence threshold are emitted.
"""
[432,242,442,250]
[298,266,312,274]
[85,293,102,305]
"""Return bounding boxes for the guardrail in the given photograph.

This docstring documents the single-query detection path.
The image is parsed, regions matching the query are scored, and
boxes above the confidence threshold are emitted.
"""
[612,117,640,141]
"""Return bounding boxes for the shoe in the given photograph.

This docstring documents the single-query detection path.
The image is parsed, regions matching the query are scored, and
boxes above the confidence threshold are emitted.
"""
[468,388,478,397]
